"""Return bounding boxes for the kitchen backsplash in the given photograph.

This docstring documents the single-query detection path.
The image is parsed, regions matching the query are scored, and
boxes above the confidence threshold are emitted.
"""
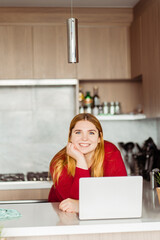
[0,82,159,174]
[0,83,76,174]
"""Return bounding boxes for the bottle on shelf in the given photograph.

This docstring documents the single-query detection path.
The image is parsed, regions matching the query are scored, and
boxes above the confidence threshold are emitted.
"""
[79,87,84,106]
[79,87,84,113]
[92,86,100,116]
[93,86,100,107]
[84,91,93,114]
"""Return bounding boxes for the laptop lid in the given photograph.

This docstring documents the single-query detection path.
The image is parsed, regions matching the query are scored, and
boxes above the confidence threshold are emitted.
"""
[79,176,143,220]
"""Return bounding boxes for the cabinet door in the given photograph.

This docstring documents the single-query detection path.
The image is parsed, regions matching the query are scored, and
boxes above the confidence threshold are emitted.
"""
[141,0,160,117]
[77,26,131,79]
[130,16,142,78]
[0,26,33,79]
[33,26,76,79]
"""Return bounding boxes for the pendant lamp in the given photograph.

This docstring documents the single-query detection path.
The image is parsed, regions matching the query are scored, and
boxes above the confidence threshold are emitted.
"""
[67,0,79,63]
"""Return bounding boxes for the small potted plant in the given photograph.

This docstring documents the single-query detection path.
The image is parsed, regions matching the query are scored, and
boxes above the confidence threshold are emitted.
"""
[155,172,160,204]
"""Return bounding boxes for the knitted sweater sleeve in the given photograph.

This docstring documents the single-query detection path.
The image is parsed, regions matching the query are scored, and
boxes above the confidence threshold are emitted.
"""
[52,167,90,201]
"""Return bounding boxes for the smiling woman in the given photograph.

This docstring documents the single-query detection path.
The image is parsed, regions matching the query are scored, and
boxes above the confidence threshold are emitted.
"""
[48,113,127,213]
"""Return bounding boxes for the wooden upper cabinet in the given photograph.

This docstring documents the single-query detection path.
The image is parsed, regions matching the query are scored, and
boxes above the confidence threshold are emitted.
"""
[33,26,76,79]
[140,0,160,117]
[130,17,142,78]
[0,26,33,79]
[77,26,131,79]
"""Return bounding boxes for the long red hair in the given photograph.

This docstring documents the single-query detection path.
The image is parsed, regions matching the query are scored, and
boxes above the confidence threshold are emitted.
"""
[50,113,104,184]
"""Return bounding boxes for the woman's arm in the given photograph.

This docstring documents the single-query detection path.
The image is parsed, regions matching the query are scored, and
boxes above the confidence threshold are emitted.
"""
[54,166,90,201]
[66,142,88,169]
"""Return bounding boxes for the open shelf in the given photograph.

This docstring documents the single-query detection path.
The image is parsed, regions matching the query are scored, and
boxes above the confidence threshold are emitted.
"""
[96,114,146,121]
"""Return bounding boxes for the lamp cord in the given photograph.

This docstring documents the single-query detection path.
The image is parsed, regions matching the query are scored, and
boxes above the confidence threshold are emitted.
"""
[71,0,73,18]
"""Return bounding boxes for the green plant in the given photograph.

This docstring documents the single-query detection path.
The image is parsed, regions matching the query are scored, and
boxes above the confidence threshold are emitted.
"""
[155,172,160,187]
[0,226,3,238]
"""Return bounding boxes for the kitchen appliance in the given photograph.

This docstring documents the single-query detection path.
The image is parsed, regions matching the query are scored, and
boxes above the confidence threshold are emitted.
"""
[0,173,25,182]
[135,137,160,181]
[119,138,160,181]
[118,141,138,175]
[0,172,51,182]
[0,171,51,203]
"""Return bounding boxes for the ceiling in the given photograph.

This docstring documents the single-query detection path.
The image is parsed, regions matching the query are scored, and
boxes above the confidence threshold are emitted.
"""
[0,0,140,8]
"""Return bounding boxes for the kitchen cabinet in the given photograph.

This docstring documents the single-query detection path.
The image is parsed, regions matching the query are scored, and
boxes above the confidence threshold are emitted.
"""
[33,25,76,79]
[0,7,144,117]
[77,26,131,79]
[130,16,142,78]
[141,0,160,117]
[131,0,160,117]
[0,189,49,201]
[131,0,160,118]
[0,26,33,79]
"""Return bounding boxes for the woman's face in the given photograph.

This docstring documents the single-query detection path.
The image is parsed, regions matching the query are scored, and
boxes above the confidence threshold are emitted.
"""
[70,120,100,155]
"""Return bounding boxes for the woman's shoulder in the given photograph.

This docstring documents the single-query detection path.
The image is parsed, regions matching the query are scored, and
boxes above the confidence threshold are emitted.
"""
[104,140,119,152]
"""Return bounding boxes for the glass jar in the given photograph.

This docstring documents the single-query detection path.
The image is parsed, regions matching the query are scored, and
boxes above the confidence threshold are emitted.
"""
[93,105,99,116]
[84,106,92,114]
[115,101,121,114]
[103,102,109,115]
[98,105,103,115]
[110,102,115,115]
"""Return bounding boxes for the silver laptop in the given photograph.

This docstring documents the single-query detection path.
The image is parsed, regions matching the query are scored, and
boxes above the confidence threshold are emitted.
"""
[79,176,143,220]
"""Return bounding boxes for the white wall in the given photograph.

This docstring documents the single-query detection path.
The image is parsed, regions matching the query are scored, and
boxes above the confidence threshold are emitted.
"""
[0,85,76,174]
[156,118,160,147]
[101,118,158,148]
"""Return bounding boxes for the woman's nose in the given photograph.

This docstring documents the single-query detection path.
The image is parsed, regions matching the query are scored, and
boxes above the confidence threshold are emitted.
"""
[82,132,88,141]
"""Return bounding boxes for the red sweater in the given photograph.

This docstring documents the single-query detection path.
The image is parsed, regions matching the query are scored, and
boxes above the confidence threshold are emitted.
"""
[48,141,127,202]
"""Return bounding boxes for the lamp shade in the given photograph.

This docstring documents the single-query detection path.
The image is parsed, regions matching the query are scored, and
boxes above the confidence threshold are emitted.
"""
[67,18,79,63]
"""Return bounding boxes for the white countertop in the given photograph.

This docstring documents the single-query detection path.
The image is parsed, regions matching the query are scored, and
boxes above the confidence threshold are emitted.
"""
[1,181,160,238]
[0,181,52,190]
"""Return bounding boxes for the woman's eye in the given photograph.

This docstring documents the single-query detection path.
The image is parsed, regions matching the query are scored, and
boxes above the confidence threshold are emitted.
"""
[89,131,95,135]
[75,131,81,134]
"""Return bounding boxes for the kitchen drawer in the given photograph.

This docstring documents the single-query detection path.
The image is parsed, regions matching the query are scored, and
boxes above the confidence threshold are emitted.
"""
[0,188,50,201]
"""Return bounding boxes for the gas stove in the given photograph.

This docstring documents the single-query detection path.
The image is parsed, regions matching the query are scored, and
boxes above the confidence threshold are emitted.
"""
[27,172,51,181]
[0,172,51,182]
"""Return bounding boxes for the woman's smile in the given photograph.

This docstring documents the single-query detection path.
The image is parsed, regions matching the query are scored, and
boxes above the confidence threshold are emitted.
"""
[79,143,90,147]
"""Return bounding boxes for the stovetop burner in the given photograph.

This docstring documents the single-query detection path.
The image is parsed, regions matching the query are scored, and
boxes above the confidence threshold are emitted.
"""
[27,172,51,181]
[0,172,51,182]
[0,173,25,182]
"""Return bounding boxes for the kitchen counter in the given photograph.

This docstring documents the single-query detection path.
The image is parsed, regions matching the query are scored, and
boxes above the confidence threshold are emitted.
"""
[0,181,52,190]
[0,181,53,203]
[1,180,160,240]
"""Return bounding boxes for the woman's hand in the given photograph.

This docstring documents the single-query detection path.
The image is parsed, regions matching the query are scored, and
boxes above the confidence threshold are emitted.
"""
[59,198,79,213]
[66,142,88,169]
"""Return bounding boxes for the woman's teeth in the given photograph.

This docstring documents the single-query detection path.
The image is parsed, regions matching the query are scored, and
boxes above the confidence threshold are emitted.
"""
[79,143,90,147]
